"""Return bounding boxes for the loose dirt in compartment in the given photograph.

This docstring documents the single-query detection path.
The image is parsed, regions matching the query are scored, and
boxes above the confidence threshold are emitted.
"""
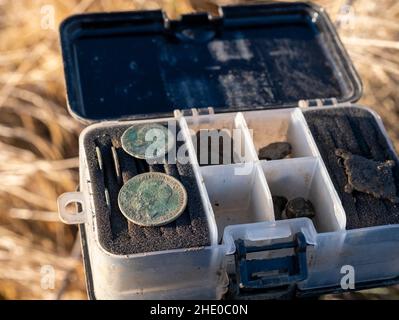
[304,108,399,229]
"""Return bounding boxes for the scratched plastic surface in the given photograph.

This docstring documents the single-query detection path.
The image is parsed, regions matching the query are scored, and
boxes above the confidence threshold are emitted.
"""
[60,3,361,121]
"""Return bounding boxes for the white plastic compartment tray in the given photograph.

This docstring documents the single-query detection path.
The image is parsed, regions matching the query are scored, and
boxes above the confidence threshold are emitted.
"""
[57,106,399,299]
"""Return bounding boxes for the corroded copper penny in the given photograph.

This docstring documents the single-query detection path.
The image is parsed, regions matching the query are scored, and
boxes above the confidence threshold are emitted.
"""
[121,123,173,160]
[118,172,187,226]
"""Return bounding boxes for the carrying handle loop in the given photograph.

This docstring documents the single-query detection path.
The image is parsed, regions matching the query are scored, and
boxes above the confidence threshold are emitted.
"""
[57,192,86,225]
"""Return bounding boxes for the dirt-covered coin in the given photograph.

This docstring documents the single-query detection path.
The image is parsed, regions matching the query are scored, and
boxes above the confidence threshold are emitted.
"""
[121,123,173,160]
[258,142,292,160]
[283,197,315,219]
[335,149,399,203]
[118,172,187,226]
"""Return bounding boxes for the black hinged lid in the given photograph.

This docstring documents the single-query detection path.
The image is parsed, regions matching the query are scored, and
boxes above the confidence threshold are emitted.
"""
[60,2,362,122]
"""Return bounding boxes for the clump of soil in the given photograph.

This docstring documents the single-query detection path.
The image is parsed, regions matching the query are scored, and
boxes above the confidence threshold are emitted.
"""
[258,142,292,160]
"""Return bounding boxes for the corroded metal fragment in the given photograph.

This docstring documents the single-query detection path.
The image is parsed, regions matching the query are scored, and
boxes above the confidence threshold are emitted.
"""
[258,142,292,160]
[272,195,288,220]
[335,149,399,203]
[283,197,315,219]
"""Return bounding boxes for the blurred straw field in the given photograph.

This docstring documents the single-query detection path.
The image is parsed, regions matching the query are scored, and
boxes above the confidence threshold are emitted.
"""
[0,0,398,300]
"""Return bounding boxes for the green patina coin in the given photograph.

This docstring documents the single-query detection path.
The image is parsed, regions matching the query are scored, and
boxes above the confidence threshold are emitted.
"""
[118,172,187,226]
[121,123,173,160]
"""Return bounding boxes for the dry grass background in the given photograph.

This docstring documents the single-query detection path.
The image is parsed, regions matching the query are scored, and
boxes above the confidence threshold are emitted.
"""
[0,0,398,300]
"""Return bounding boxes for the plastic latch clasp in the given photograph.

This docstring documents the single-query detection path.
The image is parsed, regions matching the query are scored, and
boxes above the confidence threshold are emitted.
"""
[234,232,308,291]
[57,192,86,225]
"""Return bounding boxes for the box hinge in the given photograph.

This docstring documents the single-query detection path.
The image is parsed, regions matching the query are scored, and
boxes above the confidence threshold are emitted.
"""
[174,107,215,118]
[174,107,215,127]
[231,232,308,299]
[298,98,351,108]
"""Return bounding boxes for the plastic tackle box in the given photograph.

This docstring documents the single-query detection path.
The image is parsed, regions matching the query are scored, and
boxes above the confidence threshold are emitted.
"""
[57,2,399,300]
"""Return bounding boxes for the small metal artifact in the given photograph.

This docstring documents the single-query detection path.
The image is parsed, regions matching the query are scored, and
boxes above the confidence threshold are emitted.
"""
[335,149,399,203]
[121,123,173,160]
[118,172,187,226]
[195,129,236,165]
[258,142,292,160]
[272,195,288,220]
[283,197,315,219]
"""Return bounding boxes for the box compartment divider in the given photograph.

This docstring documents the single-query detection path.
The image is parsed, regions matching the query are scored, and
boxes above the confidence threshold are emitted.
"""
[261,157,346,232]
[200,162,274,242]
[177,114,219,245]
